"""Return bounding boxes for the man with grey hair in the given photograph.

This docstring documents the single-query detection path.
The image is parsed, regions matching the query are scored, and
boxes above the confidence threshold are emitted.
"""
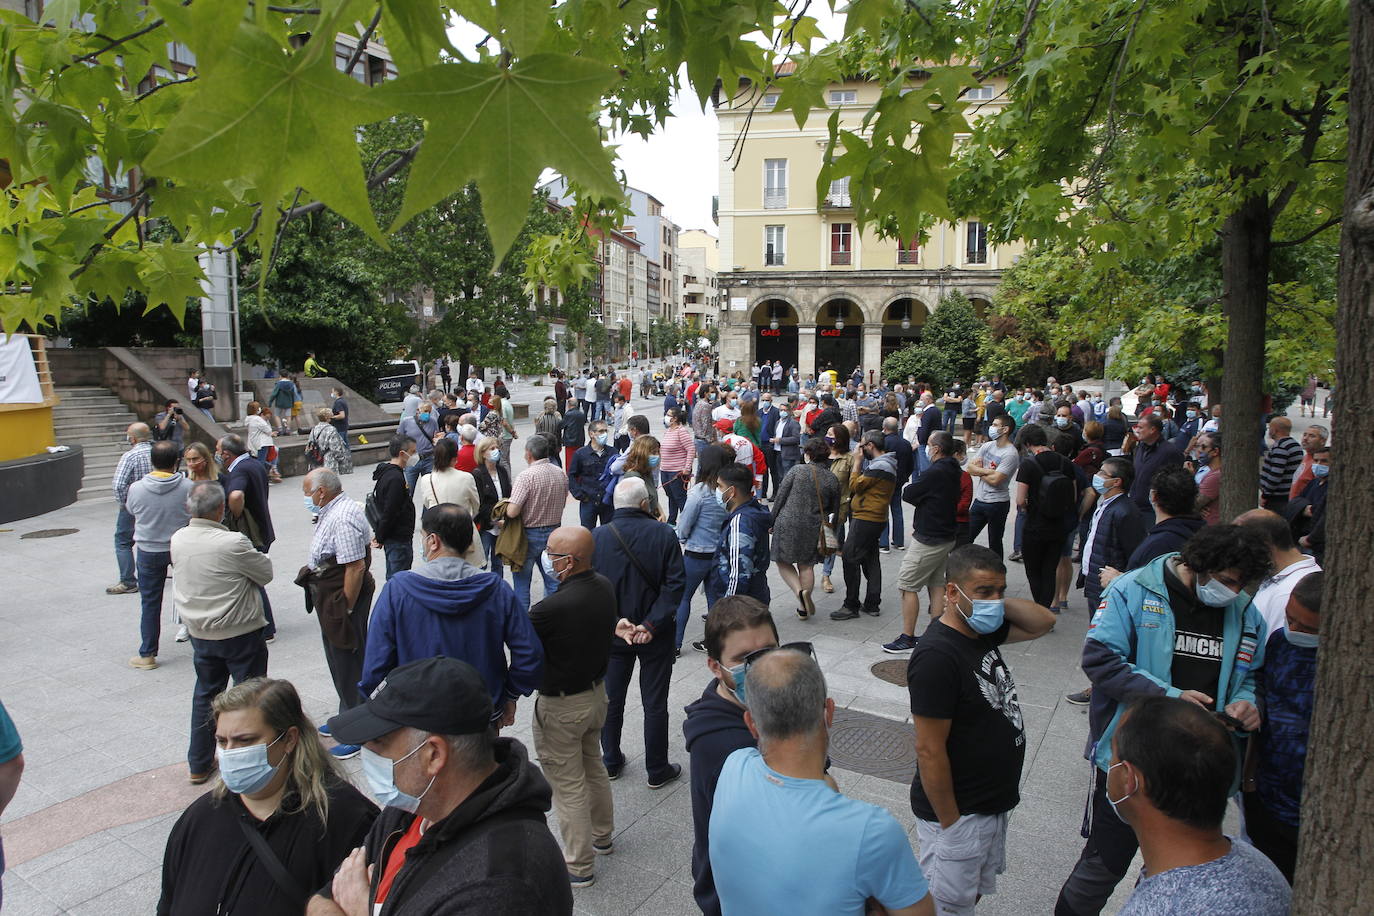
[593,476,686,788]
[506,433,568,611]
[108,421,153,595]
[709,649,934,915]
[171,481,273,784]
[301,468,376,759]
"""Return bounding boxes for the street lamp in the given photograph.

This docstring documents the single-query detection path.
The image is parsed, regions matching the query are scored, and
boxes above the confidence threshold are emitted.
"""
[901,302,911,330]
[835,317,845,330]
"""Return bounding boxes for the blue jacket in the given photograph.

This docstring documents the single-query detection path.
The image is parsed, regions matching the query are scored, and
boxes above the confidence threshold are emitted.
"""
[1083,495,1148,607]
[757,405,780,444]
[567,443,613,503]
[707,499,772,603]
[360,558,544,709]
[885,432,914,484]
[592,508,686,637]
[677,482,728,554]
[1082,553,1265,772]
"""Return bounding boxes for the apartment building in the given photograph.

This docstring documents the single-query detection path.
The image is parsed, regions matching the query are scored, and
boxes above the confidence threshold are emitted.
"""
[677,229,720,330]
[714,73,1023,377]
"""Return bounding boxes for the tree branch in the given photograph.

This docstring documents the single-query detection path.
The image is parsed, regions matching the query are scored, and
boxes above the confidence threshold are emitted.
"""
[1269,88,1330,220]
[69,189,152,279]
[974,0,1043,82]
[342,7,384,79]
[135,75,198,103]
[1271,215,1341,248]
[72,18,166,66]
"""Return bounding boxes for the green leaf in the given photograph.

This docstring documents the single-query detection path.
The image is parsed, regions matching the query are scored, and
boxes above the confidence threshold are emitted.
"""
[380,0,455,72]
[149,0,250,74]
[144,23,398,243]
[140,241,206,322]
[376,54,618,259]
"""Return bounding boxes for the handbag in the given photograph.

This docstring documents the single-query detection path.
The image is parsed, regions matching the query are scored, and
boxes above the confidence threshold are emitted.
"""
[811,467,839,556]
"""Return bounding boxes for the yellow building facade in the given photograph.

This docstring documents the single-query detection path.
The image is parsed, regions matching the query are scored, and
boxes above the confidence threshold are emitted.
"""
[715,76,1024,378]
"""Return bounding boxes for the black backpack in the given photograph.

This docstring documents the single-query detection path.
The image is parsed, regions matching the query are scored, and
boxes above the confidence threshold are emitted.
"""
[1036,456,1077,520]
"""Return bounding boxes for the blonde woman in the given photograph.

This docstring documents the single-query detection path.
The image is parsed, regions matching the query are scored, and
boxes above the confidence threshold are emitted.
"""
[308,407,352,474]
[621,434,663,520]
[244,401,281,483]
[159,678,377,914]
[472,436,511,574]
[417,436,486,567]
[183,441,223,485]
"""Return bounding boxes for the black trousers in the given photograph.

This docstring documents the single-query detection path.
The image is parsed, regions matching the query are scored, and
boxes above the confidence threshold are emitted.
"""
[1023,523,1069,607]
[321,608,370,714]
[1242,793,1297,884]
[601,636,676,782]
[1056,769,1139,916]
[763,447,780,498]
[187,629,269,773]
[842,519,884,611]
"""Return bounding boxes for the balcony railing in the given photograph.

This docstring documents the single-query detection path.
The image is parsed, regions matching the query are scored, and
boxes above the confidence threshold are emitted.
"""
[821,192,852,209]
[763,189,787,209]
[897,249,919,265]
[830,251,852,265]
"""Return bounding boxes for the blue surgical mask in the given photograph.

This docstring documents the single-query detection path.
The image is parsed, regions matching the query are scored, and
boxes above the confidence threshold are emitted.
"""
[540,550,559,582]
[1311,463,1329,478]
[304,495,321,516]
[714,488,730,508]
[596,433,608,445]
[361,741,435,813]
[1091,474,1111,496]
[989,426,1004,439]
[1195,575,1238,607]
[726,661,749,704]
[1055,416,1070,428]
[648,455,661,469]
[1105,761,1137,823]
[216,732,286,795]
[418,412,431,422]
[955,584,1005,635]
[1284,628,1319,649]
[1186,410,1198,419]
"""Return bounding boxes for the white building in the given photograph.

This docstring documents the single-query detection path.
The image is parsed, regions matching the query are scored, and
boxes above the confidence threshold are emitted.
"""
[677,229,719,331]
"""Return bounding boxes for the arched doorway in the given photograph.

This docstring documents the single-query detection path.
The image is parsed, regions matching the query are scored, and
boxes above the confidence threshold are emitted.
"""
[814,299,862,381]
[968,296,992,320]
[881,297,928,364]
[751,299,799,370]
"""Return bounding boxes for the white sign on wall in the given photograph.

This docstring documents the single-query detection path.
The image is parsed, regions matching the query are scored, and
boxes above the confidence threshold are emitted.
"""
[730,297,748,311]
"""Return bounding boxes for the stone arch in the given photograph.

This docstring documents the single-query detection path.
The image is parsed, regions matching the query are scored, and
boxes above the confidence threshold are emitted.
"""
[880,294,932,326]
[810,293,867,327]
[747,292,803,322]
[749,297,802,326]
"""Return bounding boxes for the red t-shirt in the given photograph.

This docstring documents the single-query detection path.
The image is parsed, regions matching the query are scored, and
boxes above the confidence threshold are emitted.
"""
[375,817,425,905]
[1198,468,1221,526]
[618,377,632,400]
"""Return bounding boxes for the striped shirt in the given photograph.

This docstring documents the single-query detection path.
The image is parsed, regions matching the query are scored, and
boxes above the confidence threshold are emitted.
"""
[112,442,153,504]
[659,425,695,474]
[509,459,568,527]
[1260,437,1303,497]
[309,494,370,567]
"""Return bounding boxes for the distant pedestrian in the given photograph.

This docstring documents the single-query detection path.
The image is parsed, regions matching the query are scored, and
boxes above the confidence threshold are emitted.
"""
[506,434,568,611]
[125,441,194,669]
[151,398,190,449]
[309,407,354,476]
[368,435,417,579]
[108,422,153,595]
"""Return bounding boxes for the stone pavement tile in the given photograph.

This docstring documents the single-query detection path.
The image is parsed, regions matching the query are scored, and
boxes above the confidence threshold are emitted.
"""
[12,831,122,880]
[66,867,163,916]
[608,811,695,875]
[568,852,669,915]
[22,839,154,910]
[844,692,913,723]
[0,783,56,823]
[0,873,63,916]
[628,874,700,915]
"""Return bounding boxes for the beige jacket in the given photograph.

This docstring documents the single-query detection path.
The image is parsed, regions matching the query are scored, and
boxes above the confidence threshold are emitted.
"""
[417,468,486,567]
[171,518,274,640]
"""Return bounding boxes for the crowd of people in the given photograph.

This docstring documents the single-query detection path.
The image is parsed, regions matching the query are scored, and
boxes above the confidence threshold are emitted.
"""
[65,356,1332,915]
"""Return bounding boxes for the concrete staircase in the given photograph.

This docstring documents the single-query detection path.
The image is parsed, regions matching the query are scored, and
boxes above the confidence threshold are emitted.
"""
[53,387,140,501]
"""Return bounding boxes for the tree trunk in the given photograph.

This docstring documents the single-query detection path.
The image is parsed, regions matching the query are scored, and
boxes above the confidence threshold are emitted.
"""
[1216,192,1271,523]
[1294,1,1374,910]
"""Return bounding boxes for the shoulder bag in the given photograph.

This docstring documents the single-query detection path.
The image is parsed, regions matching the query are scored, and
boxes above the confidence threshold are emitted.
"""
[811,467,839,556]
[237,820,309,909]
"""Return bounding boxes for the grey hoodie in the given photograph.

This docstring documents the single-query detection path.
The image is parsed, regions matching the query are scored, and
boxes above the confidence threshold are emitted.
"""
[413,555,485,581]
[125,471,194,552]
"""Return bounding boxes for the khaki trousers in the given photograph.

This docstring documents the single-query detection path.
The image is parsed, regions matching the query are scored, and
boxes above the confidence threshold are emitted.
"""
[532,683,615,875]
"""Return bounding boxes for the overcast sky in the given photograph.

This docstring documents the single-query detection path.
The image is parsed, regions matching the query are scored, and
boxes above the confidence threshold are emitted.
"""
[446,10,846,237]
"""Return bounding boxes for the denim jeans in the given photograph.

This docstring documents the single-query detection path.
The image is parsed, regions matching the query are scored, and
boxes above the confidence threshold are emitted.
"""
[114,506,137,587]
[135,549,172,657]
[513,524,559,611]
[601,637,676,782]
[481,528,502,575]
[595,398,612,422]
[942,408,959,434]
[579,501,613,531]
[676,551,714,648]
[914,444,930,477]
[967,499,1011,558]
[663,472,688,525]
[879,485,906,549]
[383,539,414,579]
[405,453,433,492]
[256,444,277,471]
[1014,506,1026,553]
[187,629,269,774]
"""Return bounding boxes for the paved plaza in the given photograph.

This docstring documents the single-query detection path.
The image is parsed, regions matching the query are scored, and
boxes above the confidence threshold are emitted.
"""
[2,377,1315,915]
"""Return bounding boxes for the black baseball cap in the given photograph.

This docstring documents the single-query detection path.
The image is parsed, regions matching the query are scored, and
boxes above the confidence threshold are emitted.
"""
[327,657,493,745]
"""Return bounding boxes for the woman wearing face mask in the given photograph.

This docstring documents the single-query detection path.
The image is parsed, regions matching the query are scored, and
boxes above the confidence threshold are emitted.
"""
[158,678,377,916]
[183,441,225,485]
[621,435,664,520]
[820,424,854,593]
[770,438,841,619]
[416,437,486,568]
[308,407,353,475]
[471,437,511,576]
[677,444,733,653]
[660,408,695,525]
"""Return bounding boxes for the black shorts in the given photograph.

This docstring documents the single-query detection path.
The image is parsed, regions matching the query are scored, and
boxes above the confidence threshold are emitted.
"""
[962,417,975,431]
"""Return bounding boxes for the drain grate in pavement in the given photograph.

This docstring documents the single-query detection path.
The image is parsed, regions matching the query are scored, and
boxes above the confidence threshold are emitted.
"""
[827,708,915,783]
[20,528,80,539]
[870,659,908,687]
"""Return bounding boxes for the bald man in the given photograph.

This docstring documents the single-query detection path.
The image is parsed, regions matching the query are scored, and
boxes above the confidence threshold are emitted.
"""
[529,526,622,886]
[1259,416,1302,514]
[108,422,153,594]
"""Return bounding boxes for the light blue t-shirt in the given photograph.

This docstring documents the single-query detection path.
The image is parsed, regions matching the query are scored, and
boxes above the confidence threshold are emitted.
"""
[1119,838,1289,915]
[709,748,929,916]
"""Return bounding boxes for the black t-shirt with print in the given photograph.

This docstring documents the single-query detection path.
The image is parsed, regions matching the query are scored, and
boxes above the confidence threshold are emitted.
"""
[1163,561,1224,697]
[907,617,1026,820]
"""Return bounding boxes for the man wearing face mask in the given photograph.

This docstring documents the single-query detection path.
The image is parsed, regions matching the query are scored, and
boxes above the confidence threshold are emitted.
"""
[172,481,276,784]
[907,545,1056,914]
[368,436,418,580]
[1052,402,1085,457]
[299,469,377,760]
[830,432,897,620]
[1103,697,1290,914]
[712,390,741,424]
[360,503,542,735]
[311,657,573,916]
[1056,524,1272,915]
[568,420,615,529]
[1234,509,1321,637]
[1243,571,1321,884]
[529,526,619,888]
[705,462,773,609]
[397,403,439,492]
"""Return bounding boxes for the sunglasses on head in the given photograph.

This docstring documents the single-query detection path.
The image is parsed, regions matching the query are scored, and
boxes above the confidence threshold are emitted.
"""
[739,641,816,668]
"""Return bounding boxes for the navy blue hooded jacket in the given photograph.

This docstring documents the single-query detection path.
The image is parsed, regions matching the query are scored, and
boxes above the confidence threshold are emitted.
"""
[360,557,544,708]
[591,507,686,638]
[683,680,755,916]
[707,499,772,604]
[1126,515,1206,571]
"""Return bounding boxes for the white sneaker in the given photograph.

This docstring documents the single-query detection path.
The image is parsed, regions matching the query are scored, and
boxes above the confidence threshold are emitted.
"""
[175,625,189,643]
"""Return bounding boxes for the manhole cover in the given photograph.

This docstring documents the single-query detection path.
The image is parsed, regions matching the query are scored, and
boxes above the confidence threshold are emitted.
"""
[20,528,80,539]
[827,708,916,783]
[871,659,908,687]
